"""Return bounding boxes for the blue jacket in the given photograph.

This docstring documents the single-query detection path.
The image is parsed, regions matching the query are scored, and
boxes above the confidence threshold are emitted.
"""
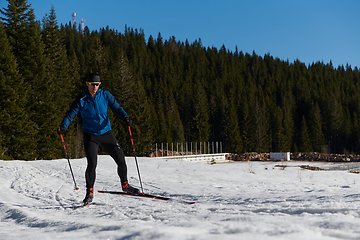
[61,89,129,135]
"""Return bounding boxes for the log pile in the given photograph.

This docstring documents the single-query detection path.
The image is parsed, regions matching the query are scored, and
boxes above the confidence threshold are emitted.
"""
[225,152,269,161]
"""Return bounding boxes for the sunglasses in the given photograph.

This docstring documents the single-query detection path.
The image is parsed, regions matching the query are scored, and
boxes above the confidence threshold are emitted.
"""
[88,82,101,86]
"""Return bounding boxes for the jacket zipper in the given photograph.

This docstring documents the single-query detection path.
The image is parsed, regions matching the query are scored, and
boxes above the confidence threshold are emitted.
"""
[94,94,101,134]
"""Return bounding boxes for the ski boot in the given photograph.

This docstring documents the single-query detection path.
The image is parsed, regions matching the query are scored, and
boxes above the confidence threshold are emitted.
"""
[83,188,94,205]
[122,181,140,195]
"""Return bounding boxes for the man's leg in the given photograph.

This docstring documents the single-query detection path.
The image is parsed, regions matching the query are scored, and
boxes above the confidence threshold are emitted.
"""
[83,132,99,192]
[100,131,139,194]
[100,131,127,182]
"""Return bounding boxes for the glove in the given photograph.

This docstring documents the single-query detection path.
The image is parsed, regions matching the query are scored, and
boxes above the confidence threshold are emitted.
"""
[125,117,132,126]
[57,126,66,134]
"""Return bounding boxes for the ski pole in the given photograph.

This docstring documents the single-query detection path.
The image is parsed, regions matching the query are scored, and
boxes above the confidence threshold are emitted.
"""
[59,133,79,190]
[128,125,144,193]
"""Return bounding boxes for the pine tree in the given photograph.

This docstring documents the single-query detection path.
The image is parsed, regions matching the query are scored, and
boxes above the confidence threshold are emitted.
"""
[38,5,73,159]
[326,95,343,153]
[222,93,242,153]
[1,0,45,160]
[352,112,360,154]
[60,23,83,158]
[309,106,326,153]
[299,116,313,152]
[131,80,158,155]
[253,95,269,152]
[240,97,251,152]
[272,106,285,152]
[83,34,107,75]
[0,21,33,159]
[106,51,136,154]
[281,90,295,151]
[193,81,210,142]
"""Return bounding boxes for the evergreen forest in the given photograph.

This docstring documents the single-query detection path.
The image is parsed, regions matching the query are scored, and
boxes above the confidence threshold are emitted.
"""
[1,0,360,160]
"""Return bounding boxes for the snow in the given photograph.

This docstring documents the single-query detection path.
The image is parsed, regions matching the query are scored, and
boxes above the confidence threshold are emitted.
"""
[1,156,360,239]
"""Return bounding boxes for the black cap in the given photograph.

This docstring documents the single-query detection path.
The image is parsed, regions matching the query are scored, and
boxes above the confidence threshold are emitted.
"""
[87,73,101,83]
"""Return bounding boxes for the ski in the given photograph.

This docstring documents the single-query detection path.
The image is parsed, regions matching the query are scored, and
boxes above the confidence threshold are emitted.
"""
[98,190,195,204]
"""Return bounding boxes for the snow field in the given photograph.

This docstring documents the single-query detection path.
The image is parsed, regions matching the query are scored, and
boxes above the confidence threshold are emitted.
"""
[1,157,360,239]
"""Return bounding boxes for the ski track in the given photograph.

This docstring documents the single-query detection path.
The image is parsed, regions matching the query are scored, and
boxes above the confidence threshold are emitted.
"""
[1,157,360,239]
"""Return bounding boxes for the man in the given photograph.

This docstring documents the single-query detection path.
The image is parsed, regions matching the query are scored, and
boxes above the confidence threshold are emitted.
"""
[58,73,139,205]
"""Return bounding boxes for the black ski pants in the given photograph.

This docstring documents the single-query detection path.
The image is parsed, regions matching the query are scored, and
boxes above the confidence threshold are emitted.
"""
[83,130,127,190]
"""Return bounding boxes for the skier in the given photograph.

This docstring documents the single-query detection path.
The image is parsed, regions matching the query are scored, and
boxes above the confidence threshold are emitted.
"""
[57,73,139,205]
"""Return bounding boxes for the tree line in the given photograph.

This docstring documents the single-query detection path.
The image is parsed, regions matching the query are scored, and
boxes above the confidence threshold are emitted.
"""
[1,0,360,160]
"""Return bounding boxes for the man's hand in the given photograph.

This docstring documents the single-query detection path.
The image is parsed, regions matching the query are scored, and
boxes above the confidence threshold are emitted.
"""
[57,126,66,134]
[125,118,132,126]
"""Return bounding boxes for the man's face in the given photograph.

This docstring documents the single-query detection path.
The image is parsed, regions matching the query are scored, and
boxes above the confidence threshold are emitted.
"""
[86,81,101,96]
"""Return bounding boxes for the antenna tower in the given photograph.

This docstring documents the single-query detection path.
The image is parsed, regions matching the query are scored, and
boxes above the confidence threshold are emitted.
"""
[72,13,76,26]
[81,18,86,35]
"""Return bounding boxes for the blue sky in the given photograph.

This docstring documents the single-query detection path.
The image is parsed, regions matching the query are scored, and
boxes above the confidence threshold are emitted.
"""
[1,0,359,68]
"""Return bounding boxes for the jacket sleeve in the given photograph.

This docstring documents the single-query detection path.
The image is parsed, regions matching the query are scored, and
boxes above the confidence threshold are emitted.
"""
[106,91,129,120]
[60,94,82,130]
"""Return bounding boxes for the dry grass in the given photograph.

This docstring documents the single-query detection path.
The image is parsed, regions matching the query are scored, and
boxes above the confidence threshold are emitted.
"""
[274,164,325,171]
[299,165,325,171]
